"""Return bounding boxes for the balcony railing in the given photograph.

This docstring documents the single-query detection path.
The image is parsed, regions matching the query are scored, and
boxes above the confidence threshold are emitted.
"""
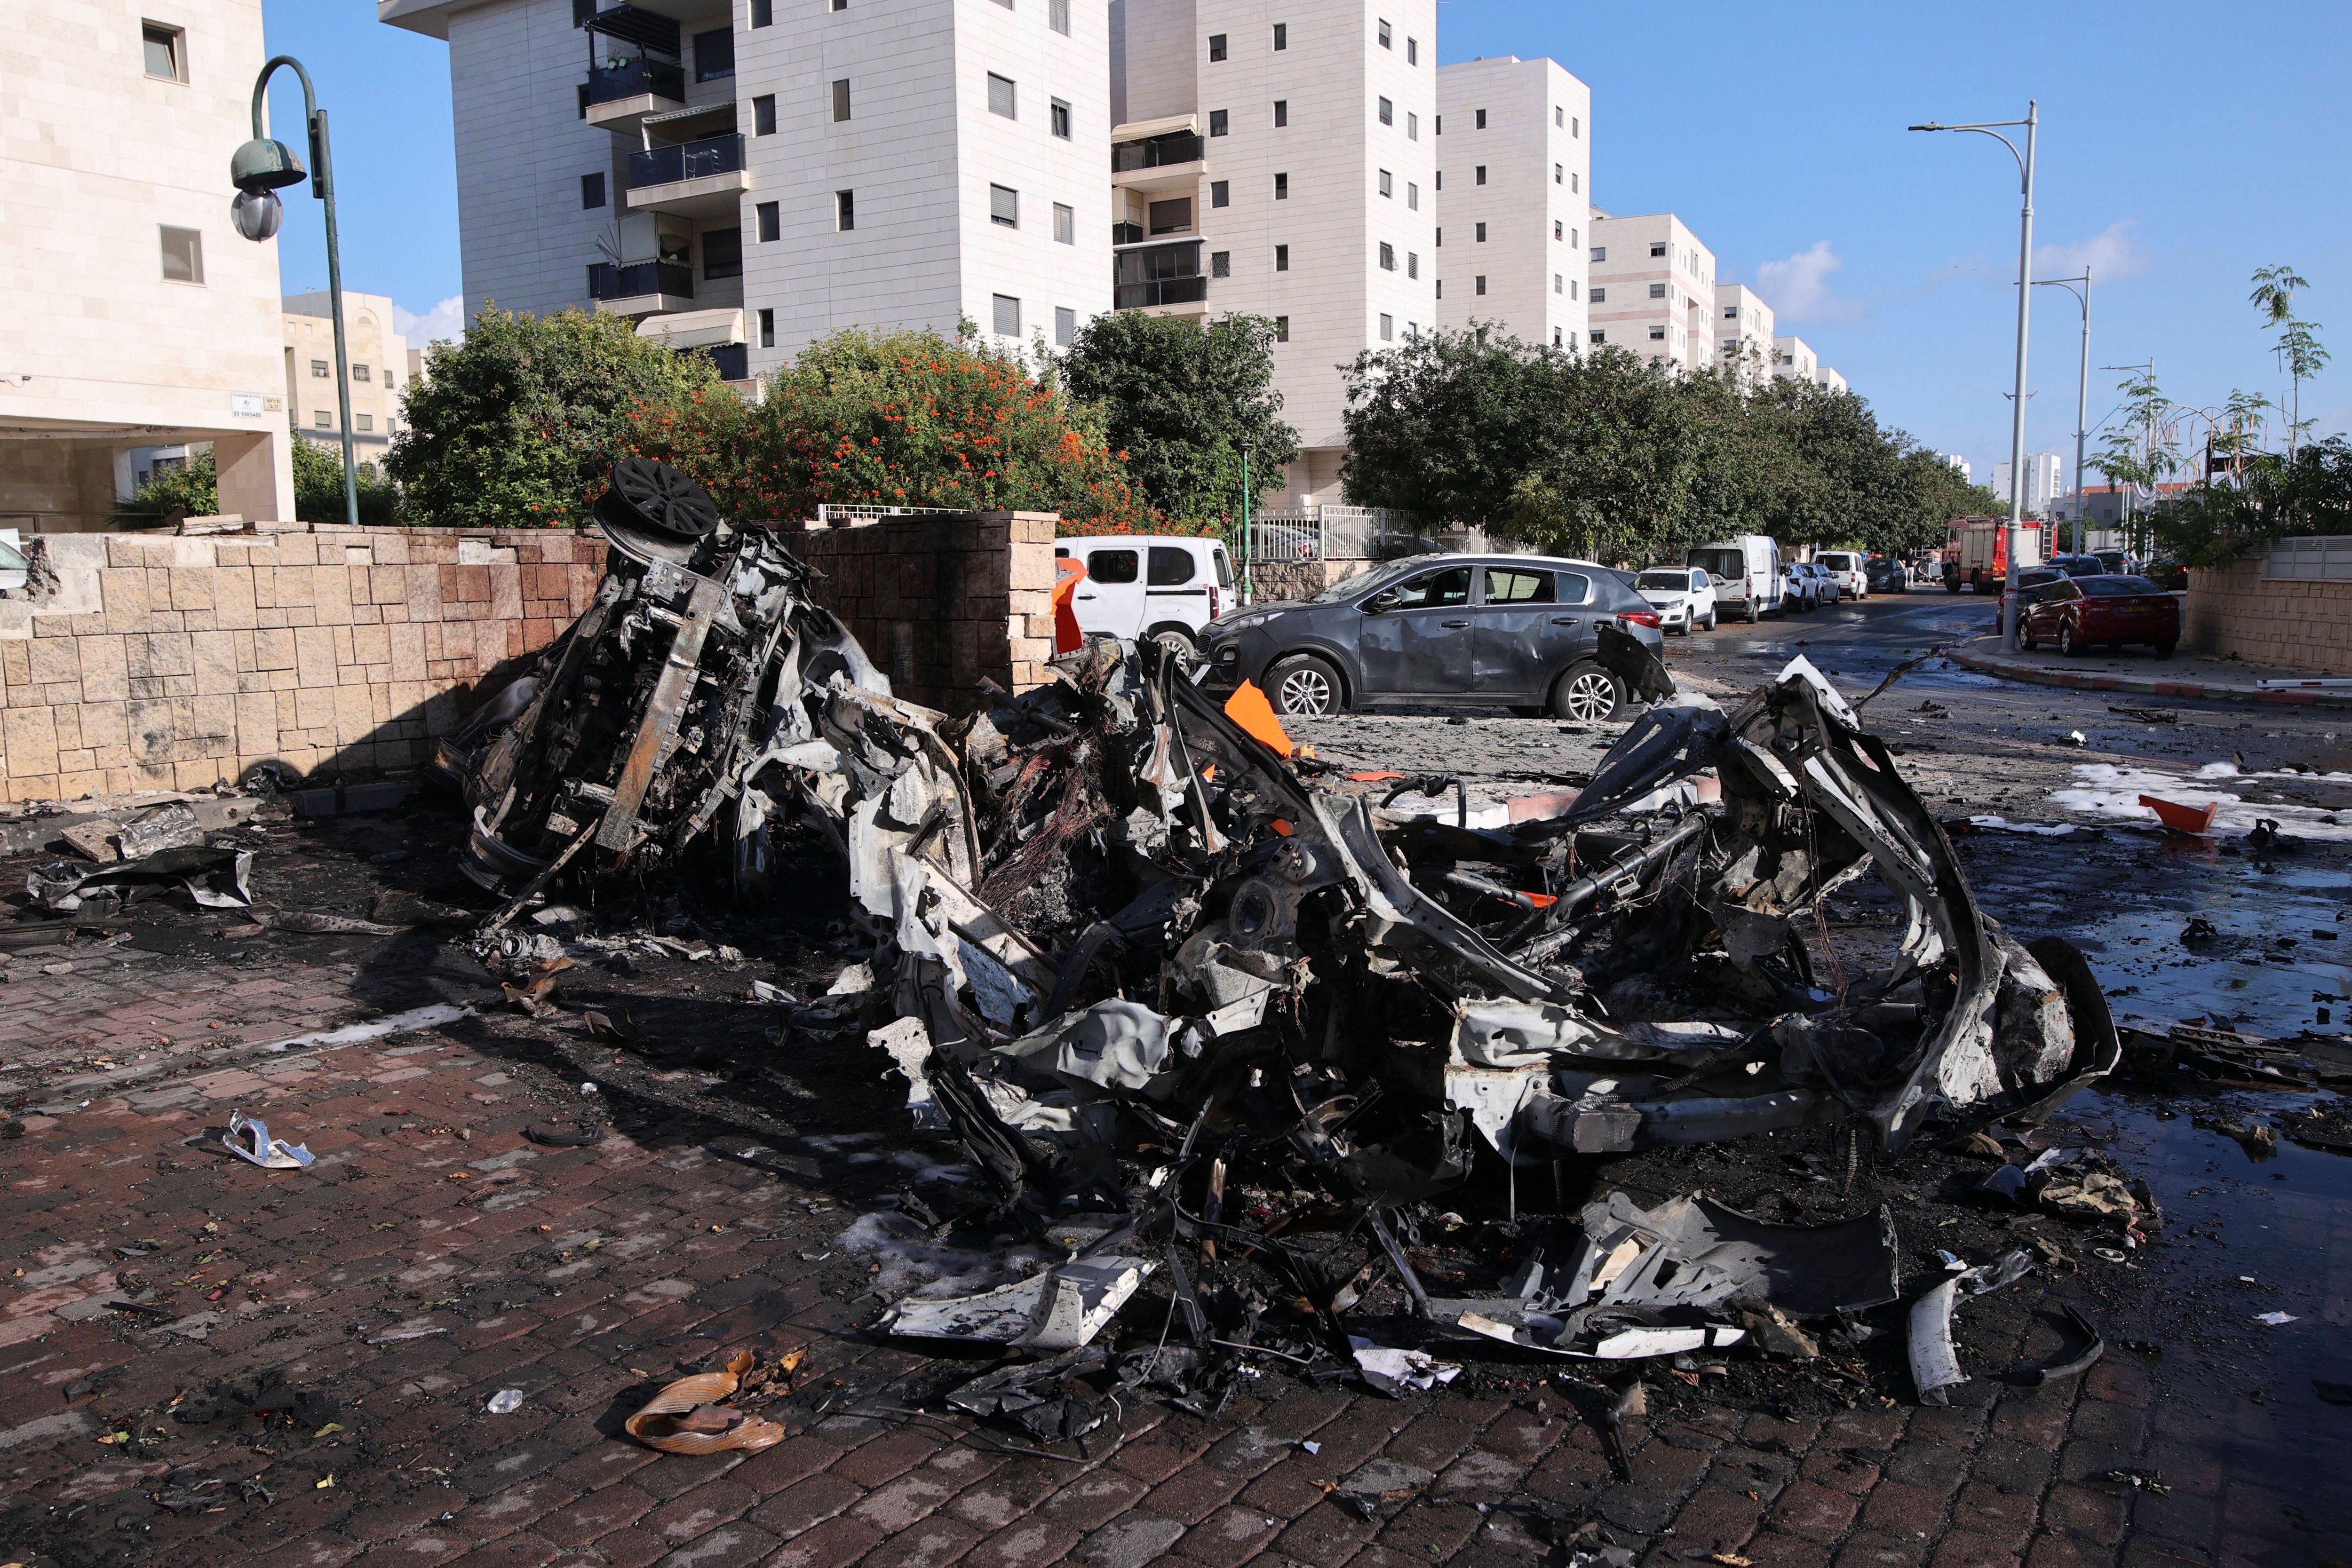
[587,57,685,106]
[1115,277,1208,309]
[1112,133,1204,172]
[697,343,749,381]
[627,133,746,190]
[588,260,694,301]
[1112,222,1145,246]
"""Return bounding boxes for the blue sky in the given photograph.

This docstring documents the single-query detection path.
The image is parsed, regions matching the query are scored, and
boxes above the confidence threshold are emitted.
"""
[272,0,2348,487]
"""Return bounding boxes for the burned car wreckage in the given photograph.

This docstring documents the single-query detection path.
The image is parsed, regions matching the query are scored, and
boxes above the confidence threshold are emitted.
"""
[453,460,2117,1371]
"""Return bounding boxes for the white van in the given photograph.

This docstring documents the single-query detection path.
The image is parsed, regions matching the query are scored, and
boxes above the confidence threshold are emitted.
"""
[1054,535,1237,656]
[1687,536,1783,622]
[1814,549,1868,601]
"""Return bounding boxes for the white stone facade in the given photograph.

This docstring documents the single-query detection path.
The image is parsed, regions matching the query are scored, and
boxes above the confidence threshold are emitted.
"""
[1814,364,1846,394]
[1431,56,1588,353]
[1771,333,1816,386]
[2,0,296,530]
[284,292,416,464]
[1993,452,2064,517]
[1712,284,1773,388]
[1587,213,1714,374]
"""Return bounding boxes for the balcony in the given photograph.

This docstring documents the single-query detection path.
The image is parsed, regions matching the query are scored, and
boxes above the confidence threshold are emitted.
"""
[585,57,687,130]
[626,133,748,217]
[1111,131,1206,195]
[1112,222,1145,246]
[1113,240,1208,312]
[588,260,694,317]
[1115,276,1209,309]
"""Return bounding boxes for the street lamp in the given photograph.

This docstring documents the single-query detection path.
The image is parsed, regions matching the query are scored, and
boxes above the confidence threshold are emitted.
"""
[1911,103,2037,652]
[231,55,357,529]
[1239,436,1256,607]
[2032,269,2090,556]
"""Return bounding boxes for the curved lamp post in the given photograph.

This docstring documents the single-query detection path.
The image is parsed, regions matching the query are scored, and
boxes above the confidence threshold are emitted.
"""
[1911,103,2037,651]
[230,56,357,528]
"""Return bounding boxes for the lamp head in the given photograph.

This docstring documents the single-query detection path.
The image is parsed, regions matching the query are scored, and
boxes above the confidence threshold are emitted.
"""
[230,137,306,195]
[230,189,284,242]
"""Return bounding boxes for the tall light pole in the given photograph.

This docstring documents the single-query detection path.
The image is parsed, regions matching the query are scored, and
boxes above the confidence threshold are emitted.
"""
[2033,269,2091,556]
[230,56,358,529]
[1239,437,1255,606]
[1912,103,2037,651]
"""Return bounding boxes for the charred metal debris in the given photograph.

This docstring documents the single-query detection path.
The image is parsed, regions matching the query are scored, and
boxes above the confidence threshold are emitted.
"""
[453,460,2128,1400]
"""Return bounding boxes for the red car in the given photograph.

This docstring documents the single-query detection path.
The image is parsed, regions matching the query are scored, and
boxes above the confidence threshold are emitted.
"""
[2019,574,2179,657]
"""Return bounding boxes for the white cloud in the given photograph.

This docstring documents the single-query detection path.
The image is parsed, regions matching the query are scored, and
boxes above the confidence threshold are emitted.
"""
[2033,220,2147,283]
[1755,240,1864,326]
[394,295,465,346]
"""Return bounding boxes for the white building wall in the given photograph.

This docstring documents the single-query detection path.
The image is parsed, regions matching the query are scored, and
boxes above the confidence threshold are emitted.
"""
[1587,213,1714,374]
[1992,452,2063,515]
[1815,365,1846,394]
[284,292,415,461]
[1433,57,1588,351]
[1771,333,1816,385]
[1712,284,1773,387]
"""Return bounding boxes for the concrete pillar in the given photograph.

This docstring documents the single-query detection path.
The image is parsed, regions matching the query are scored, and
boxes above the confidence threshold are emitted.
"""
[212,428,296,523]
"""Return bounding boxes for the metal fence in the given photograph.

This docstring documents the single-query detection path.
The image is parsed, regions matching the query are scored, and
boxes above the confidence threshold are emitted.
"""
[815,504,966,524]
[1246,505,1409,562]
[2264,535,2352,582]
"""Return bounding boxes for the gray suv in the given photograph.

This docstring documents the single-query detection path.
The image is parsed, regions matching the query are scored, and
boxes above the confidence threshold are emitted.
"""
[1203,554,1667,721]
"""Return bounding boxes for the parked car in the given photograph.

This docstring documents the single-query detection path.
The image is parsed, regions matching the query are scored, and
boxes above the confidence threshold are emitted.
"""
[1864,555,1909,594]
[1815,550,1869,601]
[2019,574,2179,657]
[2093,549,2142,575]
[2048,554,2107,577]
[2144,556,2190,591]
[1810,562,1843,605]
[1786,562,1837,610]
[1994,566,2067,620]
[1686,536,1784,622]
[1634,566,1718,634]
[1054,535,1237,657]
[1201,554,1666,721]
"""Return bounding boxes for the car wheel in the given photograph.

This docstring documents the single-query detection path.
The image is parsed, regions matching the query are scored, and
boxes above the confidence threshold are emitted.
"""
[1703,609,1717,631]
[1550,662,1625,722]
[1745,599,1760,623]
[1267,654,1342,717]
[2057,621,2080,657]
[2153,640,2176,659]
[2018,621,2036,652]
[1147,626,1199,662]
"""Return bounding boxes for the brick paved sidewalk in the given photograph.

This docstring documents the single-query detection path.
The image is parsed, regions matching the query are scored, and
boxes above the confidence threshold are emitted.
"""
[0,948,2339,1568]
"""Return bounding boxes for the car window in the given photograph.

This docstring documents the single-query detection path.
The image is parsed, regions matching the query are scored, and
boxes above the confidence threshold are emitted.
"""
[1212,547,1234,589]
[1635,570,1690,591]
[1692,569,1708,587]
[1556,572,1592,605]
[1484,569,1555,604]
[1147,546,1195,586]
[1390,566,1472,609]
[2082,576,2162,596]
[1088,548,1139,584]
[1689,548,1743,580]
[1319,559,1418,603]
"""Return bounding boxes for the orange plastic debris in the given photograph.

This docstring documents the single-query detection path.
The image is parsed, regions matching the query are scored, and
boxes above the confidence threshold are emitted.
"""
[624,1350,790,1455]
[1347,770,1405,783]
[1052,556,1088,655]
[2140,794,2218,835]
[1222,680,1295,758]
[1270,818,1293,837]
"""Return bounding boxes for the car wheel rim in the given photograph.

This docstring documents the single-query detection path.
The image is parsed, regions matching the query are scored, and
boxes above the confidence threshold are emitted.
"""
[1278,669,1332,715]
[1562,673,1615,721]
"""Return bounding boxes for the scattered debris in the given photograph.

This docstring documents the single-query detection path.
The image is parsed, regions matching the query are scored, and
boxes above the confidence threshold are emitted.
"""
[29,845,253,912]
[2140,794,2218,836]
[220,1109,314,1170]
[2254,1311,2298,1326]
[624,1349,796,1454]
[2107,706,2178,725]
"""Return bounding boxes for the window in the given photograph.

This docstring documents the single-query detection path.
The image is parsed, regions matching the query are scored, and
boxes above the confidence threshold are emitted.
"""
[1554,328,1563,347]
[142,22,185,81]
[1378,169,1391,198]
[1554,163,1562,185]
[1572,228,1579,248]
[1208,32,1226,60]
[1147,197,1190,233]
[1377,96,1392,126]
[1377,241,1395,271]
[993,294,1021,336]
[831,0,847,9]
[1050,0,1070,33]
[1391,566,1469,608]
[1590,246,1605,262]
[1475,108,1486,130]
[574,0,596,23]
[1055,306,1076,346]
[352,363,372,382]
[1378,18,1391,48]
[754,95,776,135]
[1434,226,1441,246]
[1648,282,1667,299]
[1274,316,1289,341]
[1380,314,1394,341]
[1573,115,1580,138]
[314,411,330,428]
[1273,172,1288,199]
[1434,170,1441,190]
[1650,242,1667,257]
[577,83,589,118]
[1406,252,1417,279]
[753,0,774,24]
[1272,23,1286,50]
[1554,220,1562,240]
[1435,279,1442,299]
[693,27,733,81]
[1406,112,1417,141]
[1145,546,1197,587]
[1406,182,1417,210]
[1554,274,1563,294]
[1272,99,1287,127]
[1053,202,1074,243]
[702,227,743,279]
[1210,250,1230,278]
[1406,37,1417,64]
[1570,279,1578,300]
[990,184,1018,227]
[159,225,202,284]
[1590,287,1605,302]
[1475,165,1486,185]
[1648,325,1666,341]
[355,413,374,433]
[310,359,328,378]
[1475,222,1486,242]
[832,79,851,121]
[1486,570,1554,605]
[1571,171,1579,193]
[1210,180,1229,208]
[581,172,606,209]
[987,73,1016,118]
[1474,275,1486,295]
[1723,305,1739,319]
[1208,108,1228,136]
[1051,97,1071,138]
[835,189,855,230]
[1275,244,1289,272]
[1090,548,1139,584]
[756,200,779,242]
[759,307,775,348]
[1589,330,1605,344]
[1555,105,1562,128]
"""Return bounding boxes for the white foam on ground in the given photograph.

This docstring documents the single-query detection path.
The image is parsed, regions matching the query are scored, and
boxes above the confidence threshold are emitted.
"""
[2049,764,2352,840]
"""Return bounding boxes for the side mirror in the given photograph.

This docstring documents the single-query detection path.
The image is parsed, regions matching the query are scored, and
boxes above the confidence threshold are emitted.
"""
[1363,590,1398,613]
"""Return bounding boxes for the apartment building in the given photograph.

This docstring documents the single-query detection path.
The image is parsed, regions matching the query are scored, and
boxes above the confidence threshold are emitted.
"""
[1585,213,1715,374]
[1771,333,1816,387]
[284,293,416,465]
[1993,451,2063,517]
[381,0,1112,379]
[1814,364,1846,394]
[1110,0,1437,503]
[1936,452,1971,484]
[1,1,295,531]
[1431,56,1589,351]
[1713,284,1773,388]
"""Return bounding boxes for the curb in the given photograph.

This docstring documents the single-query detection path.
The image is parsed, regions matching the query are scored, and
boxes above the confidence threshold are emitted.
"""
[1946,638,2352,709]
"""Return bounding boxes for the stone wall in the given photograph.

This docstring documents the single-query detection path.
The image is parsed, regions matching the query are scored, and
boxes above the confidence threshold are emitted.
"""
[0,526,603,803]
[1250,557,1381,603]
[789,511,1058,715]
[2185,557,2352,674]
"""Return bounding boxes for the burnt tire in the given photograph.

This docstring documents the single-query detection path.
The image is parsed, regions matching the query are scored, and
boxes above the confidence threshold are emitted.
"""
[1267,654,1342,717]
[1550,662,1626,723]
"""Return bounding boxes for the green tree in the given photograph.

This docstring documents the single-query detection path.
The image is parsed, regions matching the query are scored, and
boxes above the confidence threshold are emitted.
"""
[1338,325,1575,531]
[1507,348,1720,562]
[114,450,220,523]
[288,431,400,526]
[2249,266,2328,458]
[388,305,725,528]
[1058,312,1299,525]
[2154,435,2352,567]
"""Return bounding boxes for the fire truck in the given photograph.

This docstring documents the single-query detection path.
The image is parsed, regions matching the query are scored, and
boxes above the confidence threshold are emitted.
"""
[1940,516,2048,594]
